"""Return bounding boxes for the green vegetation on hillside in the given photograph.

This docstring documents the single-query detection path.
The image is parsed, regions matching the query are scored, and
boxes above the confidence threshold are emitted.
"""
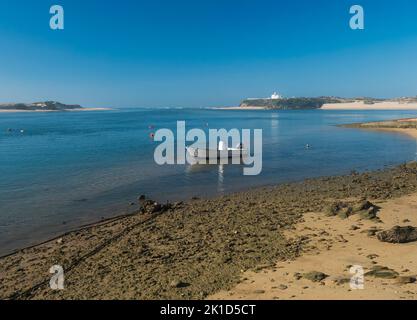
[0,101,82,111]
[240,97,344,110]
[240,96,417,110]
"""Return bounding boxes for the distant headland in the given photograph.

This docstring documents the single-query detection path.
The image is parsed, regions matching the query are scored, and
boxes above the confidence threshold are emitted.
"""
[0,101,111,112]
[230,93,417,110]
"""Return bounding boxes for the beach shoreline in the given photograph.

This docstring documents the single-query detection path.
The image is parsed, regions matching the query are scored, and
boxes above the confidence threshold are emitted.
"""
[1,119,417,300]
[210,191,417,300]
[341,117,417,139]
[321,101,417,110]
[0,108,112,113]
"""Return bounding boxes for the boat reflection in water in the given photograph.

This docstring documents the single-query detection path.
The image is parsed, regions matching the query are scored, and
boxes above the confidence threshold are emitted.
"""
[185,141,249,193]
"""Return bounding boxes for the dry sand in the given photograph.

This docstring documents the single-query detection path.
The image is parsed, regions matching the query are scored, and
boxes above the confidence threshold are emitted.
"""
[322,101,417,110]
[342,117,417,140]
[210,193,417,300]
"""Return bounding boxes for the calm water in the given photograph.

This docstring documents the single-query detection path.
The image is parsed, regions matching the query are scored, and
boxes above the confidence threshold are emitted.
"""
[1,108,417,255]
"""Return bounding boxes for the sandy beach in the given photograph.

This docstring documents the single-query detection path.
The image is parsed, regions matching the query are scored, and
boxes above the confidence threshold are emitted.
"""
[211,192,417,300]
[0,108,112,113]
[1,120,417,300]
[213,106,267,110]
[342,118,417,139]
[210,118,417,300]
[322,101,417,110]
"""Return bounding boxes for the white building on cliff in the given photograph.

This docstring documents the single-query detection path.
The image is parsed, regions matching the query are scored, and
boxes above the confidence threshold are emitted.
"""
[270,92,282,100]
[247,92,283,100]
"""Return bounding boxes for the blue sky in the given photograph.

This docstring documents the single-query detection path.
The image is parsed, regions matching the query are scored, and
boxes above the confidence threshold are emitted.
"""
[1,0,417,107]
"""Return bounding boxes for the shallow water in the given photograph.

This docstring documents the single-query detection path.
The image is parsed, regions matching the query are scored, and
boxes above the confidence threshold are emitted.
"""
[0,108,416,255]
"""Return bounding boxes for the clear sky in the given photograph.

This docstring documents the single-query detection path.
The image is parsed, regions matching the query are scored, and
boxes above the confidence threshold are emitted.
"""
[1,0,417,107]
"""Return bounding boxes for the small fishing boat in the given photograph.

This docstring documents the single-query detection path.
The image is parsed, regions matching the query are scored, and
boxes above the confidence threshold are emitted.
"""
[186,141,247,160]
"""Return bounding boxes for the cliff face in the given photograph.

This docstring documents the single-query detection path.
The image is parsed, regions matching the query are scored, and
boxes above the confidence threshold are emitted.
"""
[0,101,82,111]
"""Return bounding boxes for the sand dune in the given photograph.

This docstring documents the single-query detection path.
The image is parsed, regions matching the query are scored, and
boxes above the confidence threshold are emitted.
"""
[342,117,417,140]
[322,101,417,110]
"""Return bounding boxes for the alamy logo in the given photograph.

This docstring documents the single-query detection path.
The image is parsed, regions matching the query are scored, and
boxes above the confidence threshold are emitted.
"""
[49,265,65,290]
[47,5,364,32]
[350,5,364,30]
[50,5,64,30]
[350,265,364,290]
[153,121,263,176]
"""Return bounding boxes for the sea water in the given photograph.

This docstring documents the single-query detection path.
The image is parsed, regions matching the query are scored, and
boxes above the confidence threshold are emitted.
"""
[0,108,416,255]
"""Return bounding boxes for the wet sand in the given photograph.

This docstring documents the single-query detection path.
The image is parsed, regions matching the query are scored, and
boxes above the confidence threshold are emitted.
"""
[1,160,417,300]
[210,192,417,300]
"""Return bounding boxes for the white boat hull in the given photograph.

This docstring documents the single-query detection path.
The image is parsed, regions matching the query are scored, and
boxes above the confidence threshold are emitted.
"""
[186,147,247,160]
